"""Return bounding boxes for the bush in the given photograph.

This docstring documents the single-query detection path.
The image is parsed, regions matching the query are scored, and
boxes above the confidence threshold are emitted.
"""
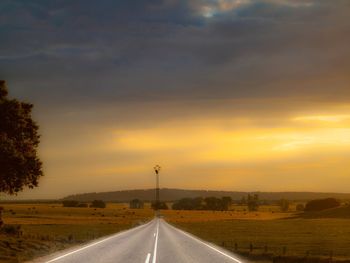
[172,197,203,210]
[62,200,79,207]
[152,201,168,210]
[296,204,305,212]
[172,197,232,211]
[305,198,340,212]
[90,200,106,208]
[0,224,21,236]
[247,194,259,211]
[279,199,290,212]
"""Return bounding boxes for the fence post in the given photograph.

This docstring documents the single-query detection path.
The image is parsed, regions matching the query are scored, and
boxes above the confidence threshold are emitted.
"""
[250,243,253,253]
[282,246,287,255]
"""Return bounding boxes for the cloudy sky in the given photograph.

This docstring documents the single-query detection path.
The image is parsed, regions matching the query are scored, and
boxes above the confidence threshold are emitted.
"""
[1,0,350,198]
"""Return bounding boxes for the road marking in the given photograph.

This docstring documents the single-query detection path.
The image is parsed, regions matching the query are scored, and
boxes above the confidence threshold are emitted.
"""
[145,253,151,263]
[167,221,243,263]
[153,233,156,237]
[45,220,154,263]
[152,220,159,263]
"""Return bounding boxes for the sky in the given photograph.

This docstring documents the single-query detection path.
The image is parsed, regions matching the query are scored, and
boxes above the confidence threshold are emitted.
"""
[1,0,350,199]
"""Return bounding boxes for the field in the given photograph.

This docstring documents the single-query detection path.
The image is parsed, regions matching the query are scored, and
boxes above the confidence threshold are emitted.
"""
[162,205,350,262]
[0,203,154,263]
[1,203,350,263]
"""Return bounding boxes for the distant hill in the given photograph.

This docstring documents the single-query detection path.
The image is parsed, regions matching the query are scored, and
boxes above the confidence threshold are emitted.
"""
[62,188,350,202]
[301,205,350,219]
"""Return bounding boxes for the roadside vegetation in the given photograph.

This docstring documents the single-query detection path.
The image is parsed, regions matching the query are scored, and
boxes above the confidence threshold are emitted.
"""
[0,203,153,263]
[165,198,350,263]
[1,195,350,263]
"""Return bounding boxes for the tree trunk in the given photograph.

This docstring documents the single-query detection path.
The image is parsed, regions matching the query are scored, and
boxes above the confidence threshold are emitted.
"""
[0,206,3,227]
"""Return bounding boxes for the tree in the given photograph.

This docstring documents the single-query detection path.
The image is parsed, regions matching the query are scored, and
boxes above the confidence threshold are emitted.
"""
[279,199,290,212]
[221,196,232,210]
[90,200,106,208]
[0,80,43,194]
[240,196,247,205]
[247,194,259,211]
[204,197,223,211]
[0,80,43,226]
[62,200,80,207]
[172,197,204,210]
[296,204,305,212]
[129,199,144,209]
[304,198,340,212]
[152,201,168,210]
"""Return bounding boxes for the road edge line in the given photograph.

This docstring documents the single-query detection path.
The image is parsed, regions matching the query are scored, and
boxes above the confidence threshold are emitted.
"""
[165,220,244,263]
[44,219,154,263]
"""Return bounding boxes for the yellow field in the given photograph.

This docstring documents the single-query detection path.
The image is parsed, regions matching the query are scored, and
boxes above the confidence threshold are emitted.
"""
[0,203,154,263]
[161,206,350,262]
[2,203,154,225]
[2,202,348,263]
[163,205,295,223]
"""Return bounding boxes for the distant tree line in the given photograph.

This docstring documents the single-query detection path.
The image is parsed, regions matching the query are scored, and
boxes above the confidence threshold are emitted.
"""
[304,198,340,212]
[151,201,168,210]
[172,196,232,211]
[62,200,106,208]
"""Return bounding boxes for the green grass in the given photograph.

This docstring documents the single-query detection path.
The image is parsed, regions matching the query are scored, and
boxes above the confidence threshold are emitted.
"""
[172,218,350,260]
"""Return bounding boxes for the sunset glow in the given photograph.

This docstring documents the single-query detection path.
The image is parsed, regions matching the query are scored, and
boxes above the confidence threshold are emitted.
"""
[1,0,350,198]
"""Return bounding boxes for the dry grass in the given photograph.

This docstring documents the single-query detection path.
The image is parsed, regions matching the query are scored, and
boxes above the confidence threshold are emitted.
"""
[163,205,296,223]
[2,202,349,262]
[162,207,350,261]
[0,203,154,263]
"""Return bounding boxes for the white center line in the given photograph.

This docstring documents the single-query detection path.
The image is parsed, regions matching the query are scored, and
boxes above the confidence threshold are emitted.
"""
[145,253,151,263]
[152,220,160,263]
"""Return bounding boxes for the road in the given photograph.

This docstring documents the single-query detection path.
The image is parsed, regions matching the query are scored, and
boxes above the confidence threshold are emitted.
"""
[36,219,245,263]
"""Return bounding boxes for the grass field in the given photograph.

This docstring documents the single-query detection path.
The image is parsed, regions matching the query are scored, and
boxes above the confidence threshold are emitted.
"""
[162,206,350,262]
[0,203,154,263]
[1,203,350,262]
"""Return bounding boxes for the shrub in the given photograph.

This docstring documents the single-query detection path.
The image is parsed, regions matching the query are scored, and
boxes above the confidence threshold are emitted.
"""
[247,194,259,211]
[172,198,203,210]
[151,201,168,210]
[0,224,21,236]
[279,199,290,212]
[62,200,79,207]
[305,198,340,212]
[172,197,232,211]
[296,204,305,212]
[90,200,106,208]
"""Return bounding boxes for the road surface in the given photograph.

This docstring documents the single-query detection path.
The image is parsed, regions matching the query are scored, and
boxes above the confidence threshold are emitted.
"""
[35,219,245,263]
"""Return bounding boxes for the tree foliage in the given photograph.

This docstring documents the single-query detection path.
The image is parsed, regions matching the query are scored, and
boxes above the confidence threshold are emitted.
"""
[152,201,168,210]
[304,198,340,212]
[0,80,43,195]
[90,200,106,208]
[296,203,305,212]
[247,194,259,211]
[279,199,290,212]
[172,196,232,211]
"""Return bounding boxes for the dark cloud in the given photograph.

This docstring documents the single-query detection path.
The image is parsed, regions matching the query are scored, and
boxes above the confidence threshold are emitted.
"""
[0,0,350,109]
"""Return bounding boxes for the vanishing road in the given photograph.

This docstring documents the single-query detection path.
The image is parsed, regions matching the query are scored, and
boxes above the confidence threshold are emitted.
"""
[36,218,245,263]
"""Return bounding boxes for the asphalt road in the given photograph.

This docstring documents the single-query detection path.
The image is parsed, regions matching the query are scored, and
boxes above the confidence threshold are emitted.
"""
[36,219,245,263]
